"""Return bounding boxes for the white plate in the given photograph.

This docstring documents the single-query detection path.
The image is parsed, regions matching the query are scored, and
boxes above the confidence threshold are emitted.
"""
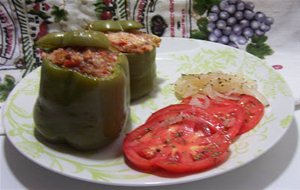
[2,37,294,186]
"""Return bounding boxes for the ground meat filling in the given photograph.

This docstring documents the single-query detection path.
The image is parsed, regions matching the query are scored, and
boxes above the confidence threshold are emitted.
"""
[45,48,118,78]
[106,31,161,54]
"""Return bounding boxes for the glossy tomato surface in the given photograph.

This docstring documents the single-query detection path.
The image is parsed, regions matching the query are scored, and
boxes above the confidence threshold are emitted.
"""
[123,104,230,173]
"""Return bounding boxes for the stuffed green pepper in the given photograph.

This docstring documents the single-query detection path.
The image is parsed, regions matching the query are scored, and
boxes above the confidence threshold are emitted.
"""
[34,30,130,150]
[88,20,161,101]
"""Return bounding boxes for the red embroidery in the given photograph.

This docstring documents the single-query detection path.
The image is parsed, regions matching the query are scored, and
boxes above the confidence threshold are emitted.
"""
[169,0,175,37]
[181,9,186,38]
[272,65,283,70]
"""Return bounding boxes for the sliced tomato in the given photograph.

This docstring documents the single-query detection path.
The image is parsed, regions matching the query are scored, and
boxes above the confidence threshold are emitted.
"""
[181,96,245,139]
[237,95,264,135]
[123,104,230,173]
[122,122,160,171]
[155,136,230,173]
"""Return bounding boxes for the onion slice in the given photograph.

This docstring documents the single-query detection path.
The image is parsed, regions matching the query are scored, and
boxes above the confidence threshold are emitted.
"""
[174,72,269,106]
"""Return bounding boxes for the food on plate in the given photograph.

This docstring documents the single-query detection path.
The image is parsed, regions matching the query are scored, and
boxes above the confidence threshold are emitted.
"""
[174,72,269,106]
[123,72,266,174]
[34,30,130,150]
[88,20,161,101]
[123,104,230,173]
[176,72,266,135]
[181,94,264,135]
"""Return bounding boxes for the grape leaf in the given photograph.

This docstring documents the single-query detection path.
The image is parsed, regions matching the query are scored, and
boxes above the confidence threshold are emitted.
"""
[190,30,208,40]
[197,17,209,31]
[193,0,221,15]
[246,36,274,59]
[51,5,68,23]
[0,75,16,102]
[251,35,268,44]
[191,18,209,40]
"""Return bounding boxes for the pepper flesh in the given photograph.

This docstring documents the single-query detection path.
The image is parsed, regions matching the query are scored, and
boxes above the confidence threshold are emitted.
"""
[88,20,143,32]
[34,54,129,150]
[126,48,156,100]
[36,30,110,50]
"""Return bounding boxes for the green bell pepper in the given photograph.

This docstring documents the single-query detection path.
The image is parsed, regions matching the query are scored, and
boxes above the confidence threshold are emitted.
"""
[88,20,158,101]
[34,31,130,150]
[126,48,156,100]
[87,20,143,32]
[36,30,110,50]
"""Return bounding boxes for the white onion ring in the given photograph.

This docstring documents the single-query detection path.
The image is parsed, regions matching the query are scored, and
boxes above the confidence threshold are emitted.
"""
[189,94,210,109]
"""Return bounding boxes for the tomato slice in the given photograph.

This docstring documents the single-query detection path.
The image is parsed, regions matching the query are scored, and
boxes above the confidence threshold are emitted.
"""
[155,136,230,173]
[123,104,230,173]
[181,96,245,139]
[237,95,264,135]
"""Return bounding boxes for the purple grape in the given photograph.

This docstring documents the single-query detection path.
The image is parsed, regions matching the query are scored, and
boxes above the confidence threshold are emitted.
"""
[255,12,266,22]
[220,11,230,19]
[245,1,255,10]
[208,33,218,42]
[216,20,227,29]
[225,5,236,14]
[240,19,250,28]
[207,22,216,32]
[244,10,254,20]
[260,23,270,32]
[219,1,229,11]
[243,27,254,37]
[213,28,223,37]
[208,13,218,22]
[211,5,220,13]
[219,35,229,44]
[236,2,245,11]
[235,11,243,20]
[223,26,232,35]
[255,29,265,36]
[237,36,248,45]
[233,24,242,34]
[228,0,238,4]
[227,17,237,25]
[229,34,238,42]
[265,17,274,25]
[250,20,260,29]
[208,0,273,46]
[228,42,238,48]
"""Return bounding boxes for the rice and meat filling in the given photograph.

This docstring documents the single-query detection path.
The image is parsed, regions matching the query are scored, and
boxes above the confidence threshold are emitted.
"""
[44,48,119,78]
[106,31,161,54]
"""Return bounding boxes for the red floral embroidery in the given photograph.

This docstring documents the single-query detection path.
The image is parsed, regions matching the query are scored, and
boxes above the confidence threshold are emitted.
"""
[272,65,283,70]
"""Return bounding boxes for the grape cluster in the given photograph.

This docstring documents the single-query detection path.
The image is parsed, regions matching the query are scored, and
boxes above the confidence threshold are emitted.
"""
[207,0,274,47]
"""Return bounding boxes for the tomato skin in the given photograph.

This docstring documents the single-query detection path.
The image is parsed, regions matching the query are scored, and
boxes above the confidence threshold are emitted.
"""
[122,122,160,172]
[123,104,230,173]
[122,141,158,171]
[181,94,264,137]
[146,104,191,123]
[181,96,245,139]
[156,149,229,173]
[123,94,264,174]
[237,95,264,135]
[207,102,245,140]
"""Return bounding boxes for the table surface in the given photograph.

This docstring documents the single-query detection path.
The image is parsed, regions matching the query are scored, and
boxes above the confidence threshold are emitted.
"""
[1,106,299,190]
